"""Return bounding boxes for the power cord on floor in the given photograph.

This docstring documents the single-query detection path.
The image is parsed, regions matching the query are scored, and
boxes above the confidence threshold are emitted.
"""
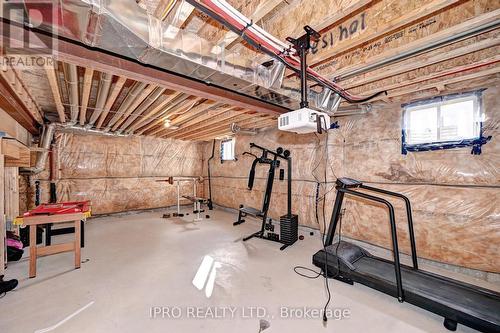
[293,128,344,325]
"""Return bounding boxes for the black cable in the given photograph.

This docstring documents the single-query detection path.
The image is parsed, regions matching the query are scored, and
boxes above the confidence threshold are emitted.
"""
[322,128,331,323]
[293,128,333,324]
[293,266,324,279]
[311,128,344,324]
[293,181,325,280]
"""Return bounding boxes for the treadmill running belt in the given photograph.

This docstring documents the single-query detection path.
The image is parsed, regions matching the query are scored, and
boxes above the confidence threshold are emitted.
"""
[355,257,500,325]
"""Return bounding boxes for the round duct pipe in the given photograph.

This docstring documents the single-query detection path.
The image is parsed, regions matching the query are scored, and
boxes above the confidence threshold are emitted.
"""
[230,123,257,135]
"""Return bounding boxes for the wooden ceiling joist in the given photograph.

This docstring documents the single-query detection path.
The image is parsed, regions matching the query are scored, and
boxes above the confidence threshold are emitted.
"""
[0,75,38,133]
[355,57,500,98]
[111,84,156,131]
[198,120,277,141]
[3,2,498,142]
[151,101,219,138]
[343,36,500,89]
[154,0,177,20]
[159,104,235,138]
[79,67,94,125]
[215,0,284,49]
[190,116,276,141]
[133,97,189,135]
[177,113,260,140]
[169,113,250,140]
[169,100,217,126]
[315,0,373,34]
[0,65,43,125]
[165,108,244,139]
[384,66,500,99]
[125,92,183,134]
[117,87,167,132]
[104,82,148,130]
[309,0,464,67]
[44,66,66,123]
[138,97,199,136]
[95,76,127,128]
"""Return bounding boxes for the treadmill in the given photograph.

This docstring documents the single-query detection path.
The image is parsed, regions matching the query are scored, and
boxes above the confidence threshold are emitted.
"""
[313,178,500,332]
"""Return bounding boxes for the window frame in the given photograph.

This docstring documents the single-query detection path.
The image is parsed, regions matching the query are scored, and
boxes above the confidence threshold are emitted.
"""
[220,138,236,162]
[401,90,486,154]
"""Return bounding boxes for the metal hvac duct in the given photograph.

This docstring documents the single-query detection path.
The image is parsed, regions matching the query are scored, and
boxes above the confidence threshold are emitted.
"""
[230,123,257,135]
[15,0,341,113]
[118,87,167,133]
[57,123,131,137]
[104,82,148,131]
[20,123,56,174]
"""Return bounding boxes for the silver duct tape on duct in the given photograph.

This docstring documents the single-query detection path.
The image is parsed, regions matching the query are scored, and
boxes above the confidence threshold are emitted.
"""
[20,0,340,113]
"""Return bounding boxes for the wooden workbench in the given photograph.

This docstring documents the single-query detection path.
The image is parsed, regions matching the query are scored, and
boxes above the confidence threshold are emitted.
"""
[23,212,85,278]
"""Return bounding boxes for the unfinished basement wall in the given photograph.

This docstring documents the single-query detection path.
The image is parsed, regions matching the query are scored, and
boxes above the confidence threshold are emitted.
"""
[20,132,204,215]
[204,83,499,274]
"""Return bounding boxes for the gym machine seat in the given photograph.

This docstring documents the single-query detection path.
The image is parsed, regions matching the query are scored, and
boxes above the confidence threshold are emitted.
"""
[182,196,209,221]
[239,206,263,218]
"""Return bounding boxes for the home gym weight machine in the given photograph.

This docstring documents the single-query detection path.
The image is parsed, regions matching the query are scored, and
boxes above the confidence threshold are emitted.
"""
[234,143,298,250]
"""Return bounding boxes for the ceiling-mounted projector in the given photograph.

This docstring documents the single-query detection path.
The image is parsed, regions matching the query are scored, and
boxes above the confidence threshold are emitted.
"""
[278,108,330,134]
[279,26,332,134]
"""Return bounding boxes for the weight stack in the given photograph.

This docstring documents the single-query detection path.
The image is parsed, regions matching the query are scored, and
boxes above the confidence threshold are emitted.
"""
[280,214,298,245]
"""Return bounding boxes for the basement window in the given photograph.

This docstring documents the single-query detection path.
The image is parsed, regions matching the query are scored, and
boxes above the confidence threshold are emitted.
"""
[402,91,490,155]
[221,138,235,162]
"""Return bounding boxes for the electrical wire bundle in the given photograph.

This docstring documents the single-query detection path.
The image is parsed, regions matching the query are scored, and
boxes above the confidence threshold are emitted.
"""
[186,0,386,103]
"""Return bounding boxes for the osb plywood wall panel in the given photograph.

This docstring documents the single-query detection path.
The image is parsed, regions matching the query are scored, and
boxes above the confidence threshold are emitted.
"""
[310,0,499,74]
[205,86,499,272]
[23,132,204,215]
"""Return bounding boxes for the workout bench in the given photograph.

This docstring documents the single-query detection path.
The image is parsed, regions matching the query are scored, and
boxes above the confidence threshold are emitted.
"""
[157,177,210,221]
[182,196,208,221]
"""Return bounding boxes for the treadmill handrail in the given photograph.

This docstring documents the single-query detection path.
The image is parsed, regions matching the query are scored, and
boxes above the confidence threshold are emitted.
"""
[359,184,418,270]
[339,188,405,302]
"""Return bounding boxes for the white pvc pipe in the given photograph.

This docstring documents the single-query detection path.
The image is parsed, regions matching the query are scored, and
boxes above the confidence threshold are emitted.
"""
[176,180,181,215]
[193,181,197,213]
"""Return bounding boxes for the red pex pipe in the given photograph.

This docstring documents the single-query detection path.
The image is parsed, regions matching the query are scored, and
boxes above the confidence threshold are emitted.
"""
[195,0,386,103]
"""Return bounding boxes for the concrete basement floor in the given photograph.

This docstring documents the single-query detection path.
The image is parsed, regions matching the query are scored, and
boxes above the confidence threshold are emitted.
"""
[0,208,492,333]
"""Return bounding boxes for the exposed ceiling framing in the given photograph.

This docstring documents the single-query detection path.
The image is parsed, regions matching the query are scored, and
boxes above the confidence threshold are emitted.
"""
[1,0,499,141]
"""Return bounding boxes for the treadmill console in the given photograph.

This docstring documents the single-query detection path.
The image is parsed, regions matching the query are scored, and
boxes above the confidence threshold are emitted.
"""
[336,177,363,188]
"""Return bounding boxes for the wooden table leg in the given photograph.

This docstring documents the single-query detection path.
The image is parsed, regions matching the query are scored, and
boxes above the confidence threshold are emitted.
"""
[74,220,81,269]
[29,225,37,278]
